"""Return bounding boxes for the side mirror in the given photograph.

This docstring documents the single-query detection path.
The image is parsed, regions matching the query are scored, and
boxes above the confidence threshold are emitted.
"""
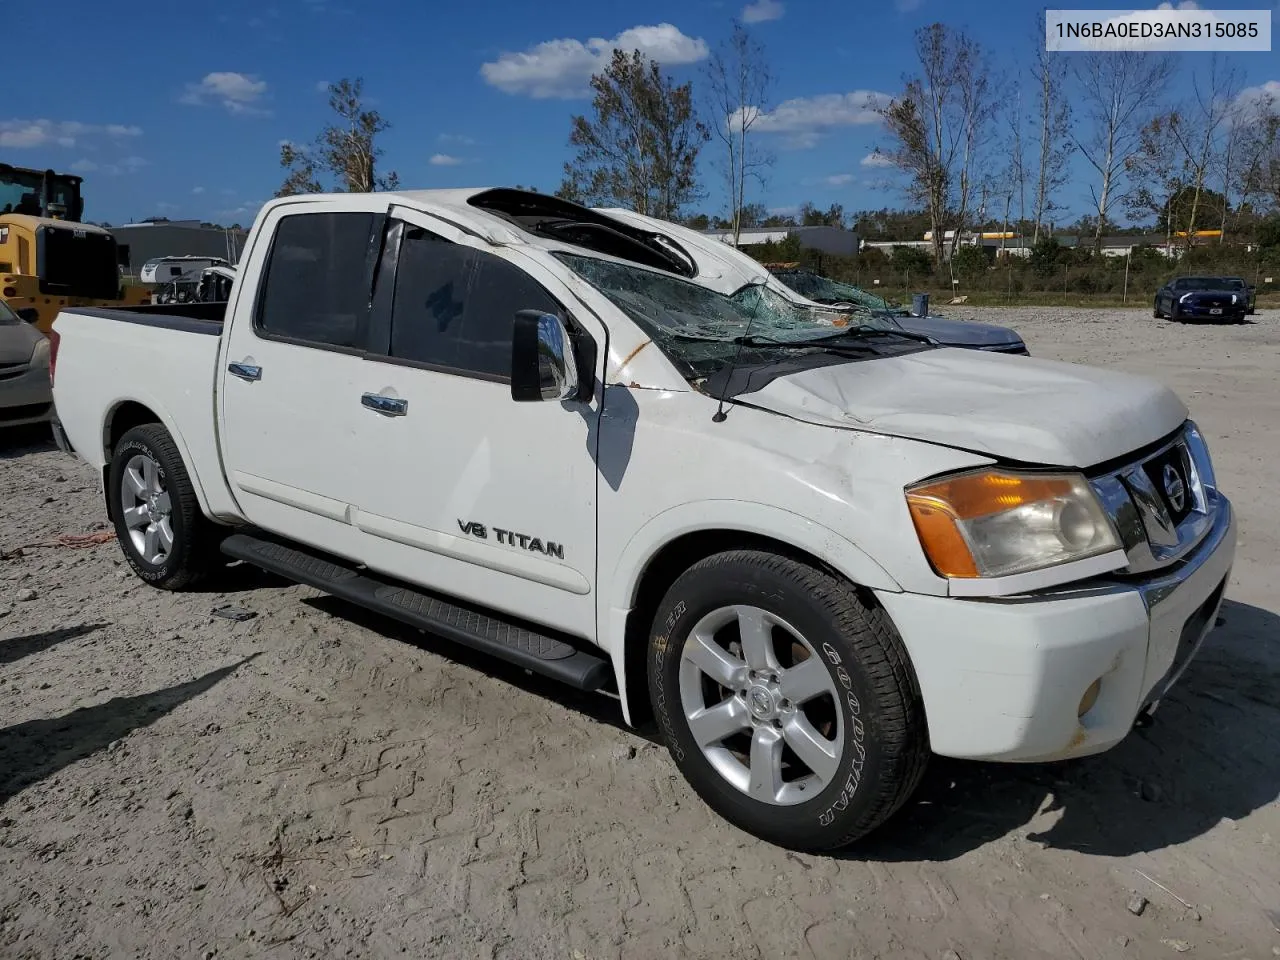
[511,309,580,402]
[16,307,39,324]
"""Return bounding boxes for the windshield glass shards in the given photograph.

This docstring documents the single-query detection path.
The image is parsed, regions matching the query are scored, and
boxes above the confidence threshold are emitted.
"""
[555,252,931,380]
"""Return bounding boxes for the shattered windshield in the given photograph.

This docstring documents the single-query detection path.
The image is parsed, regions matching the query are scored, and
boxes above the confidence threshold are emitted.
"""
[774,271,901,312]
[555,252,924,379]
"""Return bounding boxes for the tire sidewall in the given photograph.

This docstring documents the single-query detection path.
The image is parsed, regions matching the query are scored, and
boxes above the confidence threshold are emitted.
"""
[109,431,190,584]
[648,560,889,848]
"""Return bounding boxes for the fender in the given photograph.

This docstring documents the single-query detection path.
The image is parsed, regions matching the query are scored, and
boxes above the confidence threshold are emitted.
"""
[602,499,903,726]
[99,389,220,519]
[608,499,902,617]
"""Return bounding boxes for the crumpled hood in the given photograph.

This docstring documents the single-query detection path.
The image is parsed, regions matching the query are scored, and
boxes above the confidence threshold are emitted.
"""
[742,347,1189,468]
[894,314,1023,348]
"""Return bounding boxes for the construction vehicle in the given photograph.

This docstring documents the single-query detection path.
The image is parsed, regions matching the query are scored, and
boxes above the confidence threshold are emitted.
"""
[0,163,149,334]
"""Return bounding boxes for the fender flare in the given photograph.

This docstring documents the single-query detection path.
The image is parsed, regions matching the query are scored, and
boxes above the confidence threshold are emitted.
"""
[101,391,216,519]
[608,498,901,616]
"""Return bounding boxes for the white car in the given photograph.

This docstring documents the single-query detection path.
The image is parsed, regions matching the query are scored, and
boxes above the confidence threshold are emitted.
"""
[49,188,1235,851]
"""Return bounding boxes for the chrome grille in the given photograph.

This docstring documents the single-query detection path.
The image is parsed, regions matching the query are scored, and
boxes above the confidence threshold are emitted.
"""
[1089,422,1219,575]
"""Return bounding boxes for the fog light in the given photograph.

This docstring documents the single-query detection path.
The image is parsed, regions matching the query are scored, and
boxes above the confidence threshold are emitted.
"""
[1078,679,1102,718]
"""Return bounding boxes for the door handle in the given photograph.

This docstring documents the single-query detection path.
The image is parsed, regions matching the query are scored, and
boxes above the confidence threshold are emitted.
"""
[361,393,408,416]
[228,361,262,382]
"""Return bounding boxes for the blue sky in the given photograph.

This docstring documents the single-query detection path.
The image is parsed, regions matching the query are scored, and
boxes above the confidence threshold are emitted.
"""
[7,0,1278,227]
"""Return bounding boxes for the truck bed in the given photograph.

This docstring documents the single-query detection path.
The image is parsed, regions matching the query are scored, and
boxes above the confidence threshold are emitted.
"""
[51,302,242,523]
[68,300,227,332]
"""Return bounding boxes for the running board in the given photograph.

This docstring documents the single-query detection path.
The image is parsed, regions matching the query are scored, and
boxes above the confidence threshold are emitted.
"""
[220,533,611,691]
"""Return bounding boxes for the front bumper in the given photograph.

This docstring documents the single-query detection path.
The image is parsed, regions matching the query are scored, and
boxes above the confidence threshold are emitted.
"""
[0,362,54,427]
[876,497,1236,762]
[1177,303,1245,321]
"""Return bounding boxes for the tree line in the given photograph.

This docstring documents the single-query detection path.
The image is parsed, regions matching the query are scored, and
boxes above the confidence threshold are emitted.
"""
[274,18,1280,265]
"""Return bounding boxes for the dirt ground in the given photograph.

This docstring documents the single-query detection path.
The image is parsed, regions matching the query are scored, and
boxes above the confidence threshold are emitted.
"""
[2,307,1277,960]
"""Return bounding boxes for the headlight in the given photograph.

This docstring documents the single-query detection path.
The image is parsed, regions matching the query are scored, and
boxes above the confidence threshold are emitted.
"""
[30,336,51,367]
[905,469,1121,578]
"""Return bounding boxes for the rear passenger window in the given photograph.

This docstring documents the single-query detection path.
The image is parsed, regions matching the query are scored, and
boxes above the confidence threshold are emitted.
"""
[388,225,562,379]
[258,212,381,348]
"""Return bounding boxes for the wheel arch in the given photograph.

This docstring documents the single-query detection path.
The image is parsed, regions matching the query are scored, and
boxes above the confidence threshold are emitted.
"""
[606,501,901,727]
[101,397,215,519]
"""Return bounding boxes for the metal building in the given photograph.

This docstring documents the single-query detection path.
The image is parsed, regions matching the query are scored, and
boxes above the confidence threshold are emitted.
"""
[703,225,861,257]
[110,220,248,279]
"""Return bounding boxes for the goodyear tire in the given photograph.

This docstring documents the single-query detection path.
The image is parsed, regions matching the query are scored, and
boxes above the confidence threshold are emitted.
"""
[108,423,220,590]
[647,550,929,851]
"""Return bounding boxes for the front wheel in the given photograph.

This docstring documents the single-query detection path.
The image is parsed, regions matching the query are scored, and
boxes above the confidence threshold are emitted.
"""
[108,423,220,590]
[647,550,929,851]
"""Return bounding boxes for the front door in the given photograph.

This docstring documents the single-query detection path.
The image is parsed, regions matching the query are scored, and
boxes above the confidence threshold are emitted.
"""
[218,199,388,559]
[347,209,606,639]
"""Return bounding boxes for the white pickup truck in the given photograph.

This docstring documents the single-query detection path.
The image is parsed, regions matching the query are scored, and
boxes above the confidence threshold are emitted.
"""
[49,188,1236,851]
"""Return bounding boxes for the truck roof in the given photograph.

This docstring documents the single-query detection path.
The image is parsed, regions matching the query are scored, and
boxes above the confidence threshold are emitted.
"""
[259,187,696,277]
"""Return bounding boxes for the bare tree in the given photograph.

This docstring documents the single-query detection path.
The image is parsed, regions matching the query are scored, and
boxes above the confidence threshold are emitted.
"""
[1234,90,1280,216]
[879,24,997,264]
[948,36,998,261]
[705,21,775,245]
[277,78,400,197]
[1029,13,1071,244]
[1127,117,1186,246]
[1070,51,1176,252]
[1156,57,1242,247]
[558,50,709,219]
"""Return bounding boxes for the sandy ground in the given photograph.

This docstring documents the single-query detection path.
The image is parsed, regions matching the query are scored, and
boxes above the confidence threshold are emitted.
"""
[1,307,1277,960]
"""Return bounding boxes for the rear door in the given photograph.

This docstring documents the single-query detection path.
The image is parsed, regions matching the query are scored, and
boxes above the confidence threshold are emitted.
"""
[347,208,606,639]
[217,197,388,559]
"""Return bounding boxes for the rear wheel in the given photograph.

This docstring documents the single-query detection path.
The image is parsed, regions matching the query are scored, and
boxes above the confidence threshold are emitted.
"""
[108,423,220,590]
[647,550,929,851]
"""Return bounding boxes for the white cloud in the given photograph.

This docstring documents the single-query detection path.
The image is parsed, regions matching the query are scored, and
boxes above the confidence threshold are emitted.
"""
[861,151,894,168]
[767,205,800,217]
[742,0,784,23]
[733,91,891,148]
[1156,1,1199,8]
[193,186,206,195]
[430,153,464,166]
[1237,79,1280,110]
[481,23,709,98]
[0,119,141,149]
[822,173,856,186]
[70,159,97,173]
[181,72,270,115]
[111,156,148,175]
[218,199,264,221]
[438,133,476,146]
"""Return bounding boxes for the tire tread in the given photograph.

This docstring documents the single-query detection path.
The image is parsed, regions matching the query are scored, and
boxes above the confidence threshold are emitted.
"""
[654,549,930,850]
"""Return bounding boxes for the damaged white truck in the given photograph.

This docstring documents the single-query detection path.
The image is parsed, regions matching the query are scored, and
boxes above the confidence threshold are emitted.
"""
[48,189,1236,851]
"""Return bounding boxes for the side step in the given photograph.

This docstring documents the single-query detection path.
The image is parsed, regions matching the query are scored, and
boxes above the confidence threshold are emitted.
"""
[220,533,612,691]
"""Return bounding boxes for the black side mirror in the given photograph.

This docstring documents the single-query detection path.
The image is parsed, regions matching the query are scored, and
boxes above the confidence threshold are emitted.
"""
[511,310,582,402]
[16,307,39,324]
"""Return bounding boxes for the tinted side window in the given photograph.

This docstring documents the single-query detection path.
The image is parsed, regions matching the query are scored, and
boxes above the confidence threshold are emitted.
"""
[388,227,561,379]
[460,254,561,377]
[389,227,475,369]
[258,212,380,348]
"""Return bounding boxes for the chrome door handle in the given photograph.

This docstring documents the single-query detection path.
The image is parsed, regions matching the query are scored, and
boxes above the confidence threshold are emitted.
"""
[361,393,408,416]
[228,362,262,382]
